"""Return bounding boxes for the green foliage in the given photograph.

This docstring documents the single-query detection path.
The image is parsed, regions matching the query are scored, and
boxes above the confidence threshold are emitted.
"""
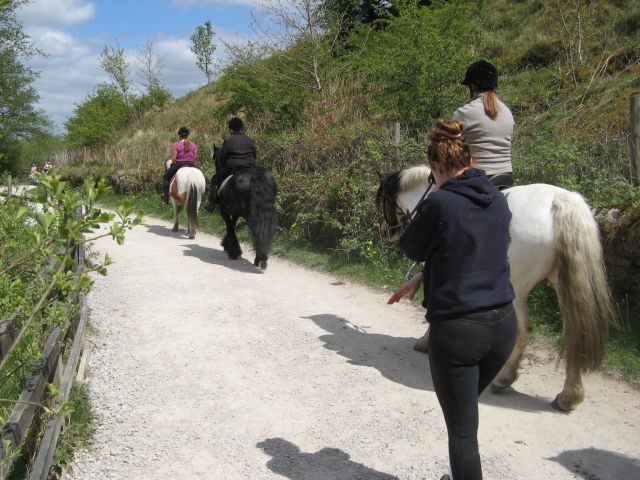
[64,84,130,148]
[99,39,133,105]
[347,1,479,129]
[0,0,50,174]
[190,20,216,83]
[0,174,142,421]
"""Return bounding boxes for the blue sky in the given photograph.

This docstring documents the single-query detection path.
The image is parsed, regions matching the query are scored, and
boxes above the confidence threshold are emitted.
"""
[18,0,267,133]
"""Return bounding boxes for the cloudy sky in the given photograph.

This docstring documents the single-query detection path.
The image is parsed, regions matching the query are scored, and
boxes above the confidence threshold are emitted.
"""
[18,0,267,133]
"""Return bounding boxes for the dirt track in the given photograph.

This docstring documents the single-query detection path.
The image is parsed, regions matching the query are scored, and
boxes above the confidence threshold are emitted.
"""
[69,213,640,480]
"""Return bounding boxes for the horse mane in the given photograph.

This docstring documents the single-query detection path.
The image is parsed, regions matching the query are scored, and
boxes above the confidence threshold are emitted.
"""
[399,165,431,192]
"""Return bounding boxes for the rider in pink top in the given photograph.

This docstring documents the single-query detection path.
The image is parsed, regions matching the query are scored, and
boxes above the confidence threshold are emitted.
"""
[163,127,198,203]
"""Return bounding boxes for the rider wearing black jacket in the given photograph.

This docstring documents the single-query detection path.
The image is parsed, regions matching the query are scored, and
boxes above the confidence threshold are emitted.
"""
[203,117,257,212]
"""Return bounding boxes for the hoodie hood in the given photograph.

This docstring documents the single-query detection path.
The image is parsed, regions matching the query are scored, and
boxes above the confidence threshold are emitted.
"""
[439,167,497,207]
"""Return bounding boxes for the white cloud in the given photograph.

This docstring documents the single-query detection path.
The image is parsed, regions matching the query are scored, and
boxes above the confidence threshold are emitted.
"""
[18,0,95,28]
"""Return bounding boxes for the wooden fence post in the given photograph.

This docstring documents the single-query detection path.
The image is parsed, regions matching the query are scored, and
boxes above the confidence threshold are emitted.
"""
[7,175,12,196]
[630,92,640,187]
[394,122,401,143]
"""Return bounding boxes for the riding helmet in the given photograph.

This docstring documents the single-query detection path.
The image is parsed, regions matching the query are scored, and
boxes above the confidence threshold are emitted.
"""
[461,60,498,91]
[228,117,245,133]
[178,126,190,137]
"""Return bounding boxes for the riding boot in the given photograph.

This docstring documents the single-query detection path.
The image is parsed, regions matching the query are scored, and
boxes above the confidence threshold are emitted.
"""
[162,176,170,204]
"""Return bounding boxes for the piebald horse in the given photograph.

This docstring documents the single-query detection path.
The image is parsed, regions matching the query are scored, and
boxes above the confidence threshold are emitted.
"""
[377,165,616,411]
[164,159,206,239]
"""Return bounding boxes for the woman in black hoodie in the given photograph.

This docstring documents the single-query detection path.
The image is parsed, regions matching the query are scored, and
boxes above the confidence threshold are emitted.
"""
[388,119,517,480]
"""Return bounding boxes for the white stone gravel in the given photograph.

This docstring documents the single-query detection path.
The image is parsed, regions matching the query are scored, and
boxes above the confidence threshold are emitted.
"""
[68,214,640,480]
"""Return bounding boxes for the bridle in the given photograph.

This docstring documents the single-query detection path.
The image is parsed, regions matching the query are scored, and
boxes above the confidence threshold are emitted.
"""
[380,173,436,240]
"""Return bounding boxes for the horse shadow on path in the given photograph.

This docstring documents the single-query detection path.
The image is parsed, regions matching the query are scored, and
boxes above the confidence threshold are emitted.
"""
[549,448,640,480]
[257,438,398,480]
[145,225,262,273]
[303,314,553,413]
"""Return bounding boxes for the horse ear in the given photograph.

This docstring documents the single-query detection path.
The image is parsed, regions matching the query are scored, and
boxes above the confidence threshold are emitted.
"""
[377,171,384,181]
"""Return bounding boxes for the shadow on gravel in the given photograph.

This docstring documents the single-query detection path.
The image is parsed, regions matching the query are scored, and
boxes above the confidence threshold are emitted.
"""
[549,448,640,480]
[146,224,187,238]
[304,314,553,413]
[180,243,263,274]
[257,438,399,480]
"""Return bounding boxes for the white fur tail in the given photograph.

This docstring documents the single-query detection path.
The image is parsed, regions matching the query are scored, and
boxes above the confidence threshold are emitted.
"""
[552,191,615,372]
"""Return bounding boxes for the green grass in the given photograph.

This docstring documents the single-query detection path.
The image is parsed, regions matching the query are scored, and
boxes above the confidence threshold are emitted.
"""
[98,190,640,388]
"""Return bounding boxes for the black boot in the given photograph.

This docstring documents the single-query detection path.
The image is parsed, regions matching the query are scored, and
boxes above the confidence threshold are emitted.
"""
[162,176,170,204]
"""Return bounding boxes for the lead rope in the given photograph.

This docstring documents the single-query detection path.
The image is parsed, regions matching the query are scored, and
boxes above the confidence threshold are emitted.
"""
[403,173,436,280]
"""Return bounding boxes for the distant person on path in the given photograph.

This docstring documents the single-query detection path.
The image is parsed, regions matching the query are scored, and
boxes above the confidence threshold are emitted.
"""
[30,164,38,183]
[42,161,52,174]
[387,119,517,480]
[203,117,257,212]
[452,60,515,190]
[163,126,197,203]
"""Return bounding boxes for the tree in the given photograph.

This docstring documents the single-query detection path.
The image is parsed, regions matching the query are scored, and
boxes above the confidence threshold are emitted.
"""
[134,37,172,113]
[190,20,216,83]
[136,37,163,92]
[64,84,129,148]
[99,39,133,107]
[0,0,50,173]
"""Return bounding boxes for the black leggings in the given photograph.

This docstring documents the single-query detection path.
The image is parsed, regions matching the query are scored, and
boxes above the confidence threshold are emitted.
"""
[428,303,517,480]
[487,172,514,191]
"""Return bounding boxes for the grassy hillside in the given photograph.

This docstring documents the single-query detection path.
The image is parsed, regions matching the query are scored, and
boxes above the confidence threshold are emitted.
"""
[54,1,640,335]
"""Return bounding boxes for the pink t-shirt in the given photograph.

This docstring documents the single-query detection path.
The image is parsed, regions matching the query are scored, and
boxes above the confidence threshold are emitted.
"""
[174,140,197,162]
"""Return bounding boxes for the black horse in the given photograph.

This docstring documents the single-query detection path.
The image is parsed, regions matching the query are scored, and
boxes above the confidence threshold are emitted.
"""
[208,145,277,269]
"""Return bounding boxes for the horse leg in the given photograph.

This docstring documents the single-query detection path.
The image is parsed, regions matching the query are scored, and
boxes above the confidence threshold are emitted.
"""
[413,328,430,353]
[491,293,531,391]
[221,212,242,259]
[546,273,585,411]
[172,201,179,232]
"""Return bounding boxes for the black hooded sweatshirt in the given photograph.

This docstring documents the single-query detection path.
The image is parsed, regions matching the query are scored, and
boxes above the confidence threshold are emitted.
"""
[398,167,514,322]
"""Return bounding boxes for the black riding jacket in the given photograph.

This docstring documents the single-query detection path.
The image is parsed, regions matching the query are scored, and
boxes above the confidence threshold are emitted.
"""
[218,132,257,170]
[398,168,514,321]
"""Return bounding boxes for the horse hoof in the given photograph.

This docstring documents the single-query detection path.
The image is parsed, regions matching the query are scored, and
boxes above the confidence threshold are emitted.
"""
[413,341,429,353]
[259,260,268,270]
[551,393,581,412]
[172,226,179,232]
[189,234,195,240]
[490,382,510,393]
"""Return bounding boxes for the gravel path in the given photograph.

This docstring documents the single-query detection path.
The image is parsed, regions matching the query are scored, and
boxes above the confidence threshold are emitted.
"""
[69,214,640,480]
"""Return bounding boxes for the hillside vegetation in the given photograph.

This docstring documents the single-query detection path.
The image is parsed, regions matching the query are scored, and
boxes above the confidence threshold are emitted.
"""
[54,0,640,283]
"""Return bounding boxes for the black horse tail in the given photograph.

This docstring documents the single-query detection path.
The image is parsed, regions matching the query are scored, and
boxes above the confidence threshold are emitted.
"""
[187,183,199,231]
[248,169,277,264]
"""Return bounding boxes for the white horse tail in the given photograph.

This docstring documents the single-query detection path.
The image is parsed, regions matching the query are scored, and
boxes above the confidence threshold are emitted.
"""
[552,191,615,372]
[187,183,199,232]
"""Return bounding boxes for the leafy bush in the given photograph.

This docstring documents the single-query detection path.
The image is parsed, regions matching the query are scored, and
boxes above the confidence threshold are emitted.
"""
[519,40,562,68]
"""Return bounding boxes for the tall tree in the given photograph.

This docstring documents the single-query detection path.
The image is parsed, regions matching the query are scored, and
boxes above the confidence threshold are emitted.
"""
[99,39,133,106]
[0,0,49,173]
[190,20,216,83]
[136,37,163,92]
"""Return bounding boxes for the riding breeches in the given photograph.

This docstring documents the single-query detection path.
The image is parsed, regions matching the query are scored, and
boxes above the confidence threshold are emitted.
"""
[428,303,517,480]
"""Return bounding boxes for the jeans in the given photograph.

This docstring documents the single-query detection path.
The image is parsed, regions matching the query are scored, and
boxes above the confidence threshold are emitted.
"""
[428,303,517,480]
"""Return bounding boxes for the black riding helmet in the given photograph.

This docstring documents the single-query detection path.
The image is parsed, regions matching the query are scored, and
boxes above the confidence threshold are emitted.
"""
[461,60,498,91]
[228,117,245,133]
[178,126,190,138]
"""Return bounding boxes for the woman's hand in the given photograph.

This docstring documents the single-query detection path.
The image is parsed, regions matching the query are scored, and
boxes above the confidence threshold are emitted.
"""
[387,274,423,304]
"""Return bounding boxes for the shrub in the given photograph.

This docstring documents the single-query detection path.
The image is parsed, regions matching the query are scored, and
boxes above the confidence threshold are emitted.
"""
[519,40,562,68]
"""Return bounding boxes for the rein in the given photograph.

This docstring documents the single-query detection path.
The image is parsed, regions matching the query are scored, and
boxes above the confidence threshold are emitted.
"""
[383,172,436,280]
[407,173,436,220]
